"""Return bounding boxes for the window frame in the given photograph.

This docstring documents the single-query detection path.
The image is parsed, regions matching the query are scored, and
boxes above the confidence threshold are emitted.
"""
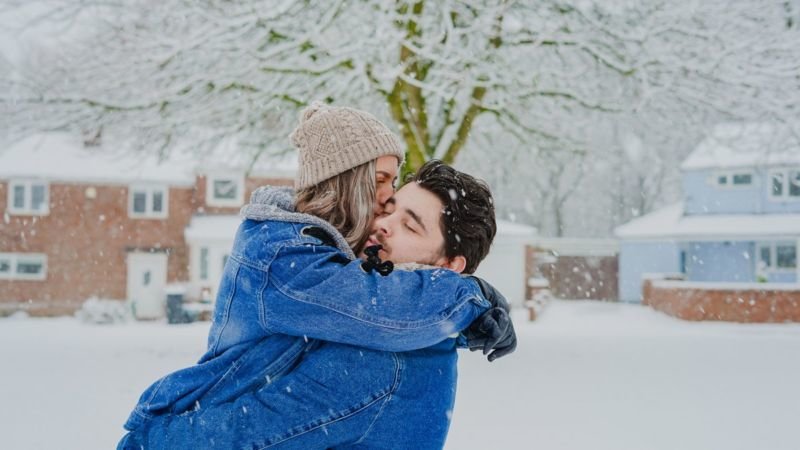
[0,253,48,281]
[128,184,169,219]
[756,242,797,273]
[768,168,800,201]
[205,173,245,208]
[7,179,50,216]
[712,170,754,190]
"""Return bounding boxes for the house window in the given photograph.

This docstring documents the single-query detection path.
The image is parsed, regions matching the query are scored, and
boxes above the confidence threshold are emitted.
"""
[714,171,752,188]
[7,180,49,215]
[128,185,168,219]
[206,174,244,207]
[792,171,800,197]
[679,251,687,274]
[776,244,797,269]
[771,172,784,196]
[199,247,209,280]
[732,174,752,185]
[0,255,11,276]
[759,246,771,269]
[769,169,800,200]
[0,253,47,280]
[757,242,797,272]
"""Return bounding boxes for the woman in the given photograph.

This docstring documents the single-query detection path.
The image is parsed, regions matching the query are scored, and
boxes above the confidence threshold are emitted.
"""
[118,102,509,448]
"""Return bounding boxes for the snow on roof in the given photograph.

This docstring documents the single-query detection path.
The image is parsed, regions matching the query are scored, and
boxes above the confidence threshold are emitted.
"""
[496,220,538,237]
[0,133,297,185]
[529,238,619,256]
[0,133,196,185]
[615,202,800,240]
[184,215,243,242]
[190,134,298,178]
[681,123,800,171]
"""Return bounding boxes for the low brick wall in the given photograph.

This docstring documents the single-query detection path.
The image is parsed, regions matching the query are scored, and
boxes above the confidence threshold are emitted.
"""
[643,279,800,323]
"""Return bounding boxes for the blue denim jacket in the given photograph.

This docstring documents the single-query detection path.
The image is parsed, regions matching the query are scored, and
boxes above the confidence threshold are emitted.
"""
[123,187,489,432]
[121,339,462,449]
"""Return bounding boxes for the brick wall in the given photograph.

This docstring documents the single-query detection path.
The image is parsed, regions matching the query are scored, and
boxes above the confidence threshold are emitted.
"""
[643,278,800,322]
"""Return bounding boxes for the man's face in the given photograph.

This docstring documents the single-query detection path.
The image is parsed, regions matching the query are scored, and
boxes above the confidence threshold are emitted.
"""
[366,182,451,268]
[373,155,399,217]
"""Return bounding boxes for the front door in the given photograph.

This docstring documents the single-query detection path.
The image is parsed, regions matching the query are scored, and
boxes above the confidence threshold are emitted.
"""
[127,251,168,319]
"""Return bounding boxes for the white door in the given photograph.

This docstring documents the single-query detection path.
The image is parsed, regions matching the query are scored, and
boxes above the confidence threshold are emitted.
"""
[127,252,168,319]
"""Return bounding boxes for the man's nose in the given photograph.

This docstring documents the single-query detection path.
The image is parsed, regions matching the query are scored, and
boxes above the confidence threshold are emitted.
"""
[374,215,391,236]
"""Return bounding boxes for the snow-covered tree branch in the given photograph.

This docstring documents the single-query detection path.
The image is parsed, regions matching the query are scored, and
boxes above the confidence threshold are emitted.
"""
[3,0,798,173]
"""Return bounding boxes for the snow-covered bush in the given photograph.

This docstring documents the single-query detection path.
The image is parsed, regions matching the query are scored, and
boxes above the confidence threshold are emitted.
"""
[74,297,132,324]
[4,310,31,320]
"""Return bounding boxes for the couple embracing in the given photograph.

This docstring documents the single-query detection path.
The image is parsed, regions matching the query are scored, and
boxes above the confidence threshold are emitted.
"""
[118,101,517,449]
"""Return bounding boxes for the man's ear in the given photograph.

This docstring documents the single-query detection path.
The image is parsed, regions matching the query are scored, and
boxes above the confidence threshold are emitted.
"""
[440,255,467,274]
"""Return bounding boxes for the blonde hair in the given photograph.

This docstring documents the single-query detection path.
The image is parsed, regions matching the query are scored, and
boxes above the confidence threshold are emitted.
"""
[295,159,377,253]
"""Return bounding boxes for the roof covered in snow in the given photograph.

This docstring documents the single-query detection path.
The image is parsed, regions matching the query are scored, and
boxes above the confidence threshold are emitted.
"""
[0,133,297,186]
[496,220,538,237]
[529,238,619,256]
[615,202,800,240]
[184,215,243,242]
[681,123,800,171]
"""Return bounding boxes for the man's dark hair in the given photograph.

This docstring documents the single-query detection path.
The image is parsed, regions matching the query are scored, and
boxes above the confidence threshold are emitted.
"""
[411,160,496,274]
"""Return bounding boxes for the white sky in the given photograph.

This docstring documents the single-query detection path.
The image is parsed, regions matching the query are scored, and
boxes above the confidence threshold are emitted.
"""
[0,3,95,66]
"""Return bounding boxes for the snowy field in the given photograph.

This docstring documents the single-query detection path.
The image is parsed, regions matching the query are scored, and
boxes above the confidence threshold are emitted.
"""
[2,300,800,450]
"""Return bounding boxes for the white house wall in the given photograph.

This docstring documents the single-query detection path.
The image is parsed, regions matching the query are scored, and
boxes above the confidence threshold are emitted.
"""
[683,167,800,215]
[685,241,755,283]
[474,237,529,308]
[619,241,681,302]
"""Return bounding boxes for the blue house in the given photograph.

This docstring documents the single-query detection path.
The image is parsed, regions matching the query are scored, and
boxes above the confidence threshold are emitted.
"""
[615,123,800,302]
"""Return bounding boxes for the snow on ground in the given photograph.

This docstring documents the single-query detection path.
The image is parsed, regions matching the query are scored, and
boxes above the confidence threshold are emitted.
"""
[2,300,800,450]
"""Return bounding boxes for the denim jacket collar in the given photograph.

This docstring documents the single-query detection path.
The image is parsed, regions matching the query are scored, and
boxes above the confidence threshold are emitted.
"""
[240,185,356,260]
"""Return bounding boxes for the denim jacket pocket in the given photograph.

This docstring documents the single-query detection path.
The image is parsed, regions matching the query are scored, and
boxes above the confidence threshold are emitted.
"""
[247,346,403,449]
[199,336,313,407]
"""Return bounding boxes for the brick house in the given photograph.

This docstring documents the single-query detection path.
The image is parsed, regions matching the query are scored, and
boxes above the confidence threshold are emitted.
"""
[0,133,294,317]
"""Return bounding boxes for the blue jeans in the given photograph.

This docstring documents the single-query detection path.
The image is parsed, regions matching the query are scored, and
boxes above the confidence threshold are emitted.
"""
[118,340,459,449]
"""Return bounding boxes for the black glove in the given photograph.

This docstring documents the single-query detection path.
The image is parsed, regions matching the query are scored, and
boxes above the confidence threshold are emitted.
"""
[465,276,517,362]
[469,276,510,312]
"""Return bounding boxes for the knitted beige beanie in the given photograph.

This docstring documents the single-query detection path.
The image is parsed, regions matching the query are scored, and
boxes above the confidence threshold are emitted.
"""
[290,101,405,189]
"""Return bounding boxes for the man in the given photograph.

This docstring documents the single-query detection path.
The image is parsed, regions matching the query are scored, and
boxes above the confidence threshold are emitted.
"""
[122,161,513,449]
